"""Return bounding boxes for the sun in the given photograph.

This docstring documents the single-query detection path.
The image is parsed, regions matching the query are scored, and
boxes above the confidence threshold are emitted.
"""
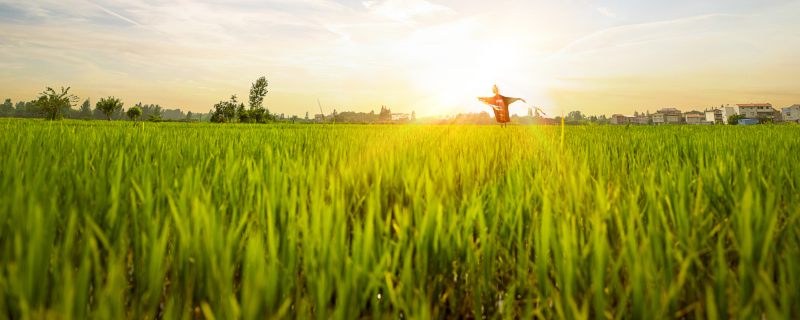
[395,21,537,116]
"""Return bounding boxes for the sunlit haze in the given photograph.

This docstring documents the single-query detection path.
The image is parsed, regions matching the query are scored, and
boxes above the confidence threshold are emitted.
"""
[1,0,799,116]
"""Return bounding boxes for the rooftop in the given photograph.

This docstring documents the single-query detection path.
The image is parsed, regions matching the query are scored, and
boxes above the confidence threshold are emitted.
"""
[737,103,772,108]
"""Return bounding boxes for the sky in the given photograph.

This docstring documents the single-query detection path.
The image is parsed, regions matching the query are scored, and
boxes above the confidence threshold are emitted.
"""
[1,0,799,117]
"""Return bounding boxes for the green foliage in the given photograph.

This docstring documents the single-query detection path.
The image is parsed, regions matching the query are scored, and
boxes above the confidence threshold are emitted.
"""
[135,102,162,120]
[35,86,79,120]
[248,76,268,111]
[246,76,270,123]
[0,120,799,319]
[566,110,585,121]
[79,99,92,119]
[96,97,124,121]
[728,114,746,125]
[210,95,242,123]
[126,106,142,122]
[0,98,13,117]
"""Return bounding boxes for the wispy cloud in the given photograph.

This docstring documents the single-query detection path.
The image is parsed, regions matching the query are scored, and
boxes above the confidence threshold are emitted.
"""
[91,2,140,26]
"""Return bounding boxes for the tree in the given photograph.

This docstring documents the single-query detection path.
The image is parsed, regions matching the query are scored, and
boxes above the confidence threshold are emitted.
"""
[248,76,270,123]
[136,103,163,119]
[96,97,124,121]
[1,99,13,117]
[728,114,746,125]
[237,103,249,123]
[249,76,268,110]
[210,95,241,123]
[127,106,142,122]
[79,99,93,119]
[567,110,585,121]
[186,111,193,121]
[36,87,79,120]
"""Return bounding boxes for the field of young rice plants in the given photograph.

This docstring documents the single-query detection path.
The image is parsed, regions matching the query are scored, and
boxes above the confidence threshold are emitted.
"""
[0,118,798,319]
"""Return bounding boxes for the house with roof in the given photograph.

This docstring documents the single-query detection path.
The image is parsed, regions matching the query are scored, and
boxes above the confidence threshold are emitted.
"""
[631,113,650,125]
[704,108,724,124]
[684,110,705,124]
[735,103,779,121]
[610,114,632,125]
[652,108,683,125]
[782,104,800,123]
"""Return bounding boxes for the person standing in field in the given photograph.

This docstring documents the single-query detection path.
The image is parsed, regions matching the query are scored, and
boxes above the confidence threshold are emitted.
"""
[478,85,526,127]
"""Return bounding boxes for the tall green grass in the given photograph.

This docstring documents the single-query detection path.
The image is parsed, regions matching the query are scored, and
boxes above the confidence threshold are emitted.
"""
[0,119,798,319]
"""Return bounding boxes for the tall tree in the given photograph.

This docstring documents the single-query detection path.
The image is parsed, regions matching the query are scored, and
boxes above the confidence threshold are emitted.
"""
[248,76,269,123]
[36,87,79,120]
[96,97,124,121]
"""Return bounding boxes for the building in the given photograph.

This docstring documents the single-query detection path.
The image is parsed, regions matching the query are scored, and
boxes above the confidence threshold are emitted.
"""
[610,114,631,125]
[735,103,779,121]
[704,108,724,124]
[719,105,737,124]
[684,110,705,124]
[782,104,800,123]
[738,118,759,125]
[631,114,650,125]
[652,108,683,125]
[314,114,325,122]
[391,113,411,121]
[713,103,779,124]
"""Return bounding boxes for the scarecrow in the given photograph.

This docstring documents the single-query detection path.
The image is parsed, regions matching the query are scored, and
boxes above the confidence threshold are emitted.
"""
[478,85,526,127]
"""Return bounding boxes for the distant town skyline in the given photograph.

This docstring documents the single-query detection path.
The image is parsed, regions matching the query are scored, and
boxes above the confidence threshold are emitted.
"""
[1,0,799,117]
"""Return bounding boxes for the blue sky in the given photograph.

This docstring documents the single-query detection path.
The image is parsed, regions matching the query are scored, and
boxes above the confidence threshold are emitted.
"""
[1,0,799,116]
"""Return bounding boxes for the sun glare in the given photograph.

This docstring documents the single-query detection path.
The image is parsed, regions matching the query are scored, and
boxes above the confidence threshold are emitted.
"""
[396,21,531,115]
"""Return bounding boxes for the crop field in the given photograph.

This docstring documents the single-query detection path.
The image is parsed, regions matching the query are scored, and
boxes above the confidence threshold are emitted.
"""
[0,118,799,319]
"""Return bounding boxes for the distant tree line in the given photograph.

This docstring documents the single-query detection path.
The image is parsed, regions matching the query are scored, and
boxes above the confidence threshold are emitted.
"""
[1,89,207,122]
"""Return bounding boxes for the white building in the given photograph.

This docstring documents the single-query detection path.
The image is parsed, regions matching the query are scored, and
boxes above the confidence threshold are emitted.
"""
[736,103,778,120]
[391,113,411,121]
[720,105,739,124]
[704,108,724,124]
[717,103,779,124]
[782,104,800,123]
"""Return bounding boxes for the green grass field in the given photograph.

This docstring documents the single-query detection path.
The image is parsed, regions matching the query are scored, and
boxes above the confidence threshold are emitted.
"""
[1,119,798,319]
